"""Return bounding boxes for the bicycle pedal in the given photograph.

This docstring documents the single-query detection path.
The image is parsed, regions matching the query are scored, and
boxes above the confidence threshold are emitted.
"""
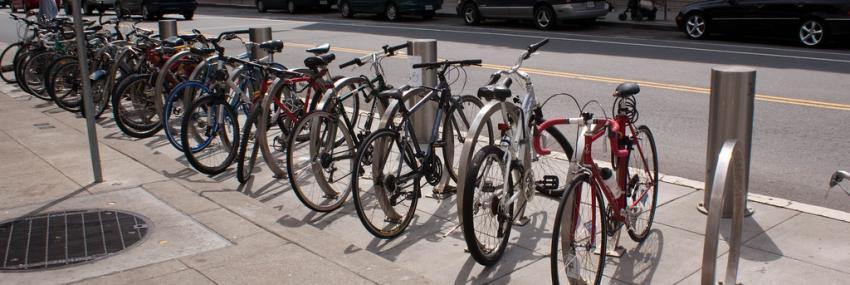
[514,216,530,227]
[538,175,559,190]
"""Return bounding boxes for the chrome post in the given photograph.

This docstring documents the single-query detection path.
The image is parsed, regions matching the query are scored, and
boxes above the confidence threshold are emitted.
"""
[249,27,272,60]
[699,66,756,218]
[71,0,103,182]
[158,19,178,39]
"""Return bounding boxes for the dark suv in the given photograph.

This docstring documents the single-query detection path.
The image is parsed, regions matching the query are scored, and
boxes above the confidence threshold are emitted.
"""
[457,0,608,30]
[116,0,198,20]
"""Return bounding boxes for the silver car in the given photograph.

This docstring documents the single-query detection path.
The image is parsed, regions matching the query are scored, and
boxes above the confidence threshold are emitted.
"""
[64,0,117,15]
[457,0,609,30]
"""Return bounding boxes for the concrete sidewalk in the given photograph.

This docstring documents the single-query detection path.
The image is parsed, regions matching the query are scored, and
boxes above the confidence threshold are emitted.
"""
[1,71,849,284]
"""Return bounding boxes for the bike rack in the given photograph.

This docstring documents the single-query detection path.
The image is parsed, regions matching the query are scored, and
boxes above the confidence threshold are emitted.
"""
[701,139,746,285]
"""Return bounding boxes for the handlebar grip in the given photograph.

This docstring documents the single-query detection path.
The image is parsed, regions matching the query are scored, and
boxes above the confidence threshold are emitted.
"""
[385,43,408,54]
[528,38,549,53]
[339,58,361,69]
[460,59,483,65]
[533,118,567,156]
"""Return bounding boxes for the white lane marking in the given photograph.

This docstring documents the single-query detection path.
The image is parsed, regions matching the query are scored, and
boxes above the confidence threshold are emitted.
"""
[194,14,850,62]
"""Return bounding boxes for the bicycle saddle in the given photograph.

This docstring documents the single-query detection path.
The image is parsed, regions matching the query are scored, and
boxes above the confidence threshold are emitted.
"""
[190,47,216,56]
[306,43,330,55]
[259,40,284,53]
[162,36,185,47]
[477,77,512,101]
[614,82,640,97]
[177,34,200,42]
[304,53,336,70]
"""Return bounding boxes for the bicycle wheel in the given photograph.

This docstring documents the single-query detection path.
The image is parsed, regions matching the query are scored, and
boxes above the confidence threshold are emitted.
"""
[164,81,210,151]
[44,55,76,102]
[532,127,574,197]
[351,128,419,239]
[551,173,607,285]
[180,95,240,175]
[112,73,163,138]
[461,144,517,266]
[50,60,83,112]
[625,125,659,242]
[1,42,22,83]
[443,95,491,183]
[257,83,301,178]
[14,51,33,93]
[236,105,262,184]
[21,51,54,100]
[286,110,356,212]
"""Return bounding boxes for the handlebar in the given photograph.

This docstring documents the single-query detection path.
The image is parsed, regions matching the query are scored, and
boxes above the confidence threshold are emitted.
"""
[383,42,408,55]
[532,113,618,156]
[412,59,482,69]
[339,58,361,69]
[339,42,409,69]
[524,38,549,60]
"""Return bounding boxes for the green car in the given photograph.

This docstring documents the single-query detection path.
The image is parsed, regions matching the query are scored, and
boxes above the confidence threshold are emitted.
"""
[338,0,441,21]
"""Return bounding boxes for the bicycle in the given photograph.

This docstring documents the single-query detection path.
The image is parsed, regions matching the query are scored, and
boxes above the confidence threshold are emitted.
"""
[279,42,408,211]
[543,83,659,284]
[458,38,577,266]
[350,59,488,239]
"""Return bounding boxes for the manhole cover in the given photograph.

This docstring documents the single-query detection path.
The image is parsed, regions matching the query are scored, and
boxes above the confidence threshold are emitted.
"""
[0,209,151,271]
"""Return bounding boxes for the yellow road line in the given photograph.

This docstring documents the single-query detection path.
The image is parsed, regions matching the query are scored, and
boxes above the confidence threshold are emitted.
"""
[286,42,850,112]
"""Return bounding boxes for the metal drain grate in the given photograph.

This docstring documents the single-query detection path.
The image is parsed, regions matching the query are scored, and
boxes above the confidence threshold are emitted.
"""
[0,209,151,271]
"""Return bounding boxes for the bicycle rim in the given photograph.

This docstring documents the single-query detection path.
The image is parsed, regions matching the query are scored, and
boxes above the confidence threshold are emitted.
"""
[551,174,606,285]
[626,125,659,242]
[287,111,356,212]
[181,96,240,175]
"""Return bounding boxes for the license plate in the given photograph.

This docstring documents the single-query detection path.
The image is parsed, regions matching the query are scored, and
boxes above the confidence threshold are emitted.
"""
[320,0,328,4]
[586,1,596,8]
[425,5,433,10]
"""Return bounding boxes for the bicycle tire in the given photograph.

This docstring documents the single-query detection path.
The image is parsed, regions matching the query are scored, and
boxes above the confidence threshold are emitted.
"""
[443,95,491,183]
[532,127,574,197]
[286,110,356,212]
[180,95,240,175]
[351,128,419,239]
[111,73,162,138]
[550,172,607,285]
[0,42,22,83]
[14,50,33,93]
[44,55,77,103]
[625,125,659,242]
[236,105,262,184]
[164,80,210,152]
[461,144,515,266]
[21,51,54,100]
[257,82,300,178]
[50,60,83,113]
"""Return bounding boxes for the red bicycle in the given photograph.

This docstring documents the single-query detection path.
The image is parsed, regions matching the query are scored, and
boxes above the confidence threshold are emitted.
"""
[536,83,659,285]
[254,53,340,179]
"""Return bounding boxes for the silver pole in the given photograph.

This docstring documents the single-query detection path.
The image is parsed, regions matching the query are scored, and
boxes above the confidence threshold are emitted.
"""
[699,66,756,218]
[248,27,272,60]
[406,39,437,147]
[71,0,103,182]
[158,19,177,39]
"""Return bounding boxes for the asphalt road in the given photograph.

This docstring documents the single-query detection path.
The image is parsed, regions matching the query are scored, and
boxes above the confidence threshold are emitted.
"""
[2,7,849,212]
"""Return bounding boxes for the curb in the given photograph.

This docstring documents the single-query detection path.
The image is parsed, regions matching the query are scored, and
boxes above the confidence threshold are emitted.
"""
[596,20,678,32]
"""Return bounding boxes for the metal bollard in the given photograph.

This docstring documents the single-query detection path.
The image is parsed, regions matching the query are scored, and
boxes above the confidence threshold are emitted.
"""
[249,27,272,60]
[407,39,438,144]
[699,66,756,218]
[158,20,177,39]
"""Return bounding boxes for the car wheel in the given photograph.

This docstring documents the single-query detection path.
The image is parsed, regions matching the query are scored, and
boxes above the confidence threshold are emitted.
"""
[339,1,353,17]
[422,11,434,20]
[534,6,557,30]
[10,2,16,13]
[287,0,297,14]
[799,19,827,47]
[257,0,267,13]
[385,2,400,21]
[142,4,155,20]
[83,2,92,15]
[183,11,194,20]
[462,3,481,25]
[683,13,709,40]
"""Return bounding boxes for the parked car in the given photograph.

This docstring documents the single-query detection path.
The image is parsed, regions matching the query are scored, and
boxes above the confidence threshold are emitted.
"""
[0,0,8,9]
[256,0,332,14]
[457,0,609,30]
[676,0,850,47]
[116,0,197,20]
[62,0,116,15]
[338,0,440,21]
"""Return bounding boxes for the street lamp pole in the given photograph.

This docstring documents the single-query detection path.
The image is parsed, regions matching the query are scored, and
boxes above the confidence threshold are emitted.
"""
[70,0,103,182]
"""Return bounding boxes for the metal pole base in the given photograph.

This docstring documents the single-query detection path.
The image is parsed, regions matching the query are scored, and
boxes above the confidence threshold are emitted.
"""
[698,202,754,217]
[594,228,626,258]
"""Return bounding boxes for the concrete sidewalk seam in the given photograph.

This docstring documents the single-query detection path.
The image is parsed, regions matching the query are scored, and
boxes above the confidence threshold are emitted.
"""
[0,128,86,190]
